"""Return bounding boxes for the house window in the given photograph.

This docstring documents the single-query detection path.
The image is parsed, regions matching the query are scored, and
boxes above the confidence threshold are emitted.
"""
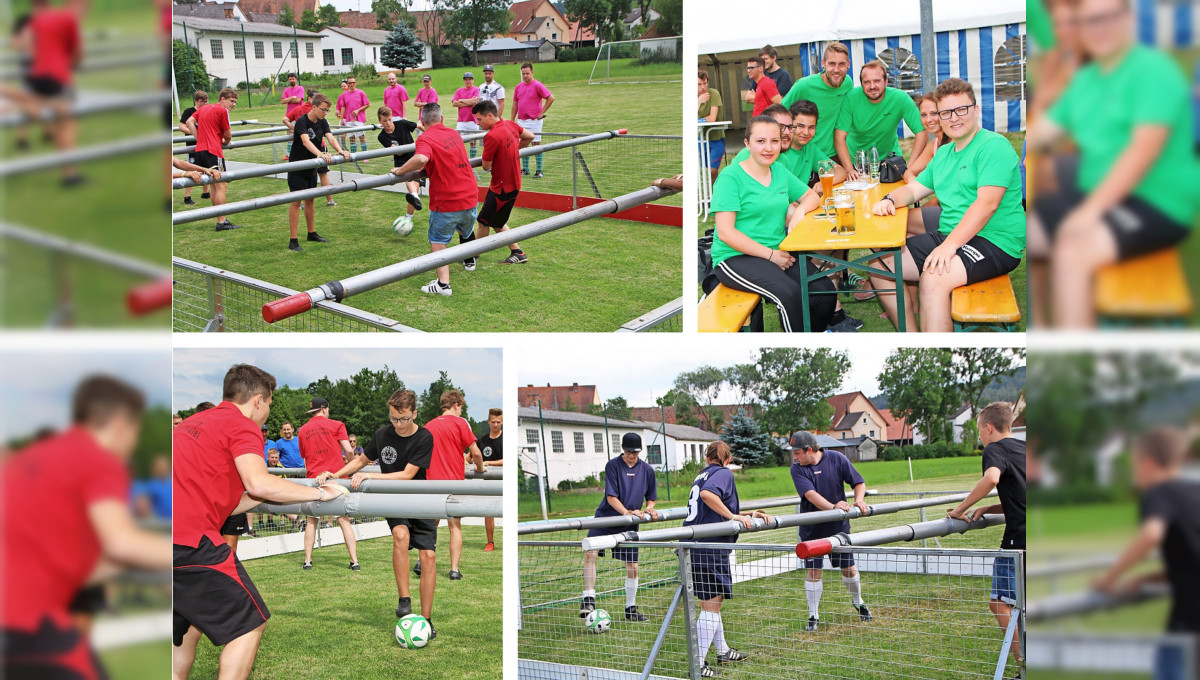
[209,39,224,59]
[233,40,245,59]
[841,432,846,439]
[525,429,539,445]
[552,32,557,40]
[323,49,335,66]
[573,432,585,453]
[504,50,510,58]
[994,34,1027,102]
[611,434,620,453]
[646,444,662,465]
[291,40,298,54]
[863,417,867,424]
[273,41,283,58]
[372,47,377,62]
[593,432,603,453]
[306,42,314,58]
[254,41,265,59]
[551,430,564,453]
[341,48,354,65]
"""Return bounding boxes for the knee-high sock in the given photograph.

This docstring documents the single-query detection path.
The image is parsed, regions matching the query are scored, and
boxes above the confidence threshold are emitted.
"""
[625,578,638,608]
[805,580,823,619]
[521,155,529,172]
[843,573,863,605]
[536,153,544,172]
[713,613,729,654]
[697,610,719,664]
[582,588,595,598]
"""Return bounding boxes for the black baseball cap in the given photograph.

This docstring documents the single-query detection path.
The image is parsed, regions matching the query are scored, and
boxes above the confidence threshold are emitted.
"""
[306,397,329,413]
[621,432,642,452]
[781,431,819,451]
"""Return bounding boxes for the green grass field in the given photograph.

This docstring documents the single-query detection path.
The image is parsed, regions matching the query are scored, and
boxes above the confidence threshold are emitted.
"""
[101,640,171,679]
[189,525,501,680]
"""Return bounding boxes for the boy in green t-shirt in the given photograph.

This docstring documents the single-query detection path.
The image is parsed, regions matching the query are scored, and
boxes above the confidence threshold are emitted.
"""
[834,60,928,181]
[868,78,1026,332]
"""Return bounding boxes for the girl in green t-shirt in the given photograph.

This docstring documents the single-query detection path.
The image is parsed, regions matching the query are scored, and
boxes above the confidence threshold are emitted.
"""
[708,116,836,332]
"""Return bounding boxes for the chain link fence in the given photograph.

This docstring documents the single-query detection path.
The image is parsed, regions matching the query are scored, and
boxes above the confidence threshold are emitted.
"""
[519,541,1024,680]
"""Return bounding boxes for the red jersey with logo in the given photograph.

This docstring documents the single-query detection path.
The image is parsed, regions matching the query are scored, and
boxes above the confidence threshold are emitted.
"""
[29,8,80,85]
[287,102,312,122]
[298,416,348,477]
[194,103,231,157]
[483,119,522,194]
[173,402,262,548]
[424,414,476,481]
[752,77,780,117]
[414,123,478,212]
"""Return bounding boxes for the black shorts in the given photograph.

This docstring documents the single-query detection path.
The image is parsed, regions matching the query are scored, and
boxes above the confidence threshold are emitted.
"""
[193,151,226,173]
[387,517,438,552]
[906,230,1021,286]
[67,584,106,615]
[689,549,733,601]
[173,536,270,647]
[287,169,319,192]
[804,552,856,570]
[317,165,329,175]
[1033,186,1190,261]
[220,513,248,536]
[24,75,67,98]
[2,618,109,680]
[477,189,519,229]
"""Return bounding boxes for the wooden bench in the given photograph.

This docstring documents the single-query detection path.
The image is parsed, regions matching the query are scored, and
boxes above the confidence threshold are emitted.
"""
[1096,248,1193,327]
[952,274,1021,332]
[698,283,760,332]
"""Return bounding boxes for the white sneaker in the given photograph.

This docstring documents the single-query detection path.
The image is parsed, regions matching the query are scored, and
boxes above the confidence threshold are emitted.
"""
[420,278,451,296]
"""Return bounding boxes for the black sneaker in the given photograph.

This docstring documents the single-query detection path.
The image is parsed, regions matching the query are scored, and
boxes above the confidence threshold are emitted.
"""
[349,562,361,571]
[428,621,437,641]
[842,313,865,330]
[855,603,872,622]
[521,169,530,176]
[215,221,241,232]
[625,606,648,622]
[201,192,210,199]
[448,570,462,580]
[288,239,302,252]
[805,616,818,632]
[405,193,423,211]
[499,251,527,265]
[395,597,412,617]
[413,561,421,576]
[61,174,86,187]
[717,648,749,664]
[184,196,196,205]
[699,664,717,677]
[302,562,312,570]
[579,596,596,618]
[828,316,860,333]
[463,257,476,271]
[307,232,328,243]
[533,171,544,179]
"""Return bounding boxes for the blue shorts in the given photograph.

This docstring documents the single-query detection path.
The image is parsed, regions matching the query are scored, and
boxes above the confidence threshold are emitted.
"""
[690,549,733,601]
[991,555,1016,602]
[703,139,725,169]
[804,552,855,570]
[427,208,477,245]
[1154,641,1186,680]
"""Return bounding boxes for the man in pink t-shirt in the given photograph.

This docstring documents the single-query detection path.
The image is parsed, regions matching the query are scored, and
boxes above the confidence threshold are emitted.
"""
[452,71,482,160]
[415,74,438,106]
[382,71,409,120]
[511,62,554,178]
[340,75,371,155]
[280,72,305,158]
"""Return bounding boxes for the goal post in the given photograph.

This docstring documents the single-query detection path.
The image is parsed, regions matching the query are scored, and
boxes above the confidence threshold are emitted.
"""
[588,37,683,85]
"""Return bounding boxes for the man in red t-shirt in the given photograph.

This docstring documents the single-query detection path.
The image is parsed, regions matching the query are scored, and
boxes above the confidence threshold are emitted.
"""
[282,90,336,206]
[173,365,346,680]
[186,88,239,231]
[471,99,535,265]
[423,390,484,580]
[746,56,781,117]
[2,376,171,680]
[391,103,479,297]
[23,0,82,184]
[298,396,360,570]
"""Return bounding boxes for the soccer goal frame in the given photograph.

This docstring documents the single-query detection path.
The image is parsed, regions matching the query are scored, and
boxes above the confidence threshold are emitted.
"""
[588,38,683,85]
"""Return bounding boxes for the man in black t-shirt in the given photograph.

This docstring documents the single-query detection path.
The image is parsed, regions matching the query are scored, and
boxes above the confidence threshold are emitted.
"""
[315,389,440,640]
[947,401,1025,667]
[179,90,208,205]
[286,92,349,252]
[376,106,424,234]
[474,408,503,552]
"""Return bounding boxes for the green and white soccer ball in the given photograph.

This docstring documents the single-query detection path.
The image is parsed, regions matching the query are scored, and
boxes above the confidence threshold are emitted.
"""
[392,214,413,236]
[395,614,431,648]
[585,609,611,634]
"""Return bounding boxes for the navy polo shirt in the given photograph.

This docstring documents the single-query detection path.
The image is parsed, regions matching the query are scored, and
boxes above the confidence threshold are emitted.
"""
[682,463,740,546]
[791,449,865,540]
[594,456,657,519]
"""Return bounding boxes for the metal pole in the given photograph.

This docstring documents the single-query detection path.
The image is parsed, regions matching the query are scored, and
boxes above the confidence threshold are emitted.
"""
[287,477,502,495]
[794,514,1006,558]
[1,92,170,128]
[1,222,170,280]
[173,125,294,144]
[602,403,611,460]
[261,182,674,322]
[267,466,501,479]
[919,0,937,94]
[252,492,501,518]
[678,546,700,680]
[293,26,300,79]
[536,398,550,518]
[181,24,192,94]
[640,585,683,680]
[173,123,384,155]
[241,24,252,108]
[660,403,669,501]
[0,134,169,178]
[1025,582,1168,622]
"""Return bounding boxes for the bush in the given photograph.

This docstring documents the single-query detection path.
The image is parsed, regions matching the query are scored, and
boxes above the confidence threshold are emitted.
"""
[637,45,680,65]
[431,45,467,69]
[880,446,904,462]
[172,39,209,100]
[581,475,599,488]
[557,46,600,63]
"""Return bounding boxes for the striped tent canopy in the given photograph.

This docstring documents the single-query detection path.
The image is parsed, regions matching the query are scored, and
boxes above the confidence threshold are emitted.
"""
[1130,0,1199,49]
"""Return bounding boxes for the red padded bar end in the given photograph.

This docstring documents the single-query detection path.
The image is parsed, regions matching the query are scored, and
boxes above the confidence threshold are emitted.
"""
[126,278,173,315]
[795,538,833,559]
[617,128,628,135]
[262,293,312,323]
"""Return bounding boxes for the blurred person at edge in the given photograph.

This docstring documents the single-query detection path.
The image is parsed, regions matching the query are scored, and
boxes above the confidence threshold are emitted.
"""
[133,454,173,521]
[2,376,173,679]
[1027,0,1199,329]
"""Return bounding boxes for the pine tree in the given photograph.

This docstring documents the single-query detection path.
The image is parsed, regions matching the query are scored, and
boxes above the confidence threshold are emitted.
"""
[719,412,772,468]
[380,23,425,75]
[277,5,296,27]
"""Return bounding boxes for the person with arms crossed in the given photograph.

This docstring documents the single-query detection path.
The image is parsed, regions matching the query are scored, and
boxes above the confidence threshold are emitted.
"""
[474,407,504,551]
[472,100,535,265]
[478,64,505,118]
[415,74,438,107]
[452,71,482,160]
[280,72,304,159]
[340,76,371,156]
[511,63,554,178]
[382,71,409,121]
[422,390,485,580]
[298,396,359,570]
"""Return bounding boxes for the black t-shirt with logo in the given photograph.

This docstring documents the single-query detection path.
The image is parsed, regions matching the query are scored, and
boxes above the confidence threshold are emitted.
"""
[363,424,432,478]
[476,432,502,462]
[1141,478,1200,633]
[291,113,330,162]
[181,106,197,126]
[377,120,419,168]
[981,437,1026,550]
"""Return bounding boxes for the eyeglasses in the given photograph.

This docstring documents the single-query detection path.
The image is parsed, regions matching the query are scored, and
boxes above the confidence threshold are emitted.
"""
[779,124,796,132]
[389,414,414,424]
[746,65,761,71]
[317,106,330,113]
[1077,8,1126,29]
[937,104,976,120]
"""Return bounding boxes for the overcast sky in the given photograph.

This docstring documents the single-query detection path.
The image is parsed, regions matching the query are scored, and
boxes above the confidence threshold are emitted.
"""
[174,348,502,415]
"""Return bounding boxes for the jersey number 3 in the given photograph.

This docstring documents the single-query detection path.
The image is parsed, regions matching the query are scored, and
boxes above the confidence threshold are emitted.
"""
[685,484,701,522]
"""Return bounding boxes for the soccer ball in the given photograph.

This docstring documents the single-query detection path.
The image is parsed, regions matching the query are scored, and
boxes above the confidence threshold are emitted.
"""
[392,214,413,236]
[395,614,431,648]
[585,609,611,634]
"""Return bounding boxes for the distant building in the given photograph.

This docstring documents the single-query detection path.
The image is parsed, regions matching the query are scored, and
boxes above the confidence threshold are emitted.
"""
[171,16,324,86]
[823,392,888,441]
[504,0,568,45]
[319,26,432,74]
[878,408,923,446]
[174,2,246,22]
[466,37,555,64]
[518,383,599,410]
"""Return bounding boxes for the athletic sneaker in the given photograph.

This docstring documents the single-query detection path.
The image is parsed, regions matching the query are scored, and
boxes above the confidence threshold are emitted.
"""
[483,542,494,552]
[288,239,302,252]
[326,199,337,207]
[521,169,530,176]
[282,155,289,162]
[828,317,860,333]
[855,604,872,622]
[499,252,527,265]
[625,606,648,622]
[215,221,241,232]
[463,258,477,272]
[805,616,818,632]
[428,621,437,641]
[299,203,304,212]
[405,193,423,211]
[349,562,361,571]
[201,192,210,199]
[62,174,85,187]
[579,596,596,618]
[413,561,422,575]
[395,597,412,617]
[717,648,749,664]
[533,171,544,179]
[448,570,463,580]
[699,664,717,677]
[420,279,452,296]
[307,232,328,243]
[242,529,258,538]
[184,196,196,205]
[302,562,312,570]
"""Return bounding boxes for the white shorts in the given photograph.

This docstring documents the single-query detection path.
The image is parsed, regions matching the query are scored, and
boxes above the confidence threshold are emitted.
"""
[456,120,481,133]
[517,118,543,142]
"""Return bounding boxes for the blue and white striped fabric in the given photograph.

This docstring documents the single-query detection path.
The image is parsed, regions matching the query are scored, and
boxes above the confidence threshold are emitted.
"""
[1133,0,1197,49]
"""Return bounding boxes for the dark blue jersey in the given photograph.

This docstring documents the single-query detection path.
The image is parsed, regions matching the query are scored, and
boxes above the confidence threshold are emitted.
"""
[791,449,865,540]
[683,463,740,547]
[594,456,657,519]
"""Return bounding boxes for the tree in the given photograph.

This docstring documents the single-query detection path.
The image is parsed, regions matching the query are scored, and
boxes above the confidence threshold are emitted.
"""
[302,366,406,439]
[299,9,320,32]
[563,0,630,46]
[132,406,173,478]
[650,0,681,36]
[724,363,760,414]
[418,370,470,427]
[172,39,208,98]
[878,349,959,445]
[442,0,510,67]
[656,388,702,428]
[603,396,632,421]
[277,5,296,26]
[672,365,727,432]
[381,22,425,74]
[720,412,772,468]
[754,348,850,437]
[952,348,1025,447]
[415,1,452,48]
[372,0,416,30]
[317,4,341,28]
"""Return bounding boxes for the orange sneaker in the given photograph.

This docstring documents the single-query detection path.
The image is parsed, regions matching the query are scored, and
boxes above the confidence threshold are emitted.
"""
[484,542,495,552]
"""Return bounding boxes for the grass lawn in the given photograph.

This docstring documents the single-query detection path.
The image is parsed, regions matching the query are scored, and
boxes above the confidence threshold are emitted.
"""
[189,525,501,680]
[100,640,170,679]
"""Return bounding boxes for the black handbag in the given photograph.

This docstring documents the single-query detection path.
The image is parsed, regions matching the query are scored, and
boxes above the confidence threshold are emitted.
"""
[879,152,907,183]
[698,229,714,283]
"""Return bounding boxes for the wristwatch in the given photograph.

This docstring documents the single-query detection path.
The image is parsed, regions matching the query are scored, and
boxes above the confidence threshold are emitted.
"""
[881,194,895,204]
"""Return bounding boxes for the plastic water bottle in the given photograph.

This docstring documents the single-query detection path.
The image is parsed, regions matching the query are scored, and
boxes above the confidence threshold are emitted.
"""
[869,147,880,186]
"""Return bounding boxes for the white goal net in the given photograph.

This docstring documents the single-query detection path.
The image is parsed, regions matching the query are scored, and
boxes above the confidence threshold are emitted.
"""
[588,37,683,85]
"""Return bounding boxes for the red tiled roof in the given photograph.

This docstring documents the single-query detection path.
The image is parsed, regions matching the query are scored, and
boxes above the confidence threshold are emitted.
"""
[878,409,913,442]
[518,384,598,411]
[567,20,594,42]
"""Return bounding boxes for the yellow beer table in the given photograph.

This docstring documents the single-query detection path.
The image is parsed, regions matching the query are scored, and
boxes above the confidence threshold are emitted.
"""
[779,181,909,331]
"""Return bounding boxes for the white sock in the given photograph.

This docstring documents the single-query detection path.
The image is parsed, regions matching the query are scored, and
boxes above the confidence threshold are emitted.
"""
[805,580,823,619]
[625,578,638,609]
[697,610,718,663]
[713,613,729,654]
[843,573,863,606]
[582,588,595,599]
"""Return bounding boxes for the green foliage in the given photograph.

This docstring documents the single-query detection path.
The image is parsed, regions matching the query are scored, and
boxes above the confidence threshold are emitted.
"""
[754,348,850,437]
[951,348,1025,419]
[432,44,468,68]
[650,0,682,35]
[880,445,904,462]
[372,0,416,30]
[603,396,632,421]
[878,349,959,445]
[277,5,296,26]
[172,39,209,99]
[317,3,341,28]
[672,365,727,431]
[656,388,702,428]
[443,0,511,66]
[417,370,471,427]
[299,366,407,439]
[131,406,172,478]
[719,412,772,468]
[381,22,425,74]
[349,62,378,81]
[636,42,681,65]
[556,47,600,63]
[563,0,631,45]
